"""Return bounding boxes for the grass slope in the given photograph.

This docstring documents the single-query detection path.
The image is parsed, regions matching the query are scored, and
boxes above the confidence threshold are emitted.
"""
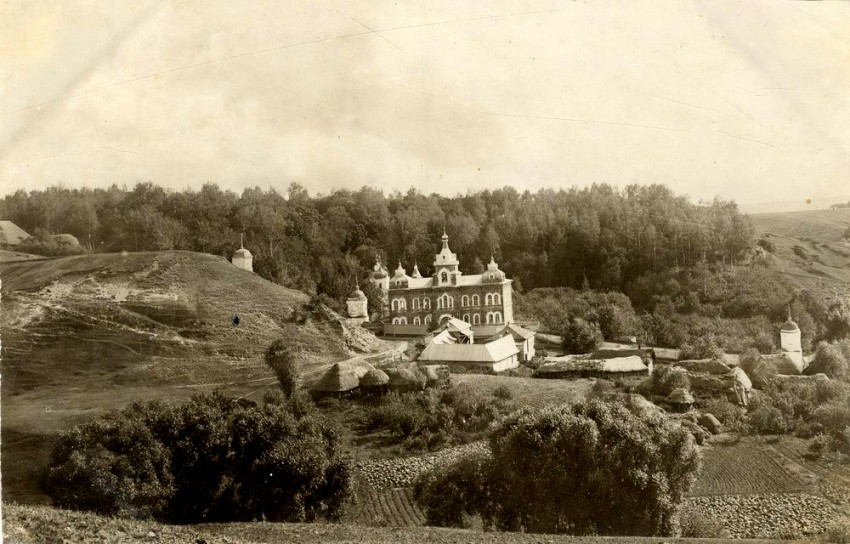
[1,250,388,504]
[750,208,850,292]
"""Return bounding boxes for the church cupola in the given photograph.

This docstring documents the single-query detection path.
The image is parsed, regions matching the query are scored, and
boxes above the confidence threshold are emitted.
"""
[391,262,409,288]
[411,263,422,278]
[231,234,253,272]
[483,255,506,283]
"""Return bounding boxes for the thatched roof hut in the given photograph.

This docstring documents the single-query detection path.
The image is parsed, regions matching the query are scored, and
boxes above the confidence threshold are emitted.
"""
[667,388,695,412]
[362,368,390,387]
[352,361,377,379]
[312,363,360,396]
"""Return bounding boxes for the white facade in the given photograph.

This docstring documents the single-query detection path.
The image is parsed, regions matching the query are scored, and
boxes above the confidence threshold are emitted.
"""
[780,315,804,373]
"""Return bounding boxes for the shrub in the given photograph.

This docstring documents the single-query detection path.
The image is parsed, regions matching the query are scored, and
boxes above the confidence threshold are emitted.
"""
[561,318,603,354]
[824,516,850,544]
[679,335,724,361]
[643,365,690,397]
[264,340,298,397]
[748,405,788,435]
[363,385,516,452]
[699,398,746,429]
[416,398,701,536]
[44,393,352,523]
[679,511,730,538]
[492,385,514,400]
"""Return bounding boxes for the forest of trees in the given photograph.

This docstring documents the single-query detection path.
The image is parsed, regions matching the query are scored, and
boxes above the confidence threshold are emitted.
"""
[0,182,754,301]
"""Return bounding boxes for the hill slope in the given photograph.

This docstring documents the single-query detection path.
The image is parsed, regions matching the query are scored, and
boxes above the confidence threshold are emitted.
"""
[1,250,388,503]
[750,207,850,293]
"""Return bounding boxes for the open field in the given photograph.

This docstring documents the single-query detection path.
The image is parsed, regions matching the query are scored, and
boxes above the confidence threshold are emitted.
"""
[750,207,850,292]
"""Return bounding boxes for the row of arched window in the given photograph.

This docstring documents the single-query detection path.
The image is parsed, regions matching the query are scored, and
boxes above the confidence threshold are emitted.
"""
[391,313,502,325]
[391,292,503,313]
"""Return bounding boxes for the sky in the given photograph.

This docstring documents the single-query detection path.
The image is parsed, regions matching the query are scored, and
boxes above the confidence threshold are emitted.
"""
[1,0,849,211]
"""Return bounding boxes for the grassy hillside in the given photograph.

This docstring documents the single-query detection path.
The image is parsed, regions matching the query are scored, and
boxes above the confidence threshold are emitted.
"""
[750,207,850,292]
[1,250,389,504]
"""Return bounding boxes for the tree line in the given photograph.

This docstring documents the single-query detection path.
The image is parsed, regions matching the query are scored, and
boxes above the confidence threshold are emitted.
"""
[0,182,754,301]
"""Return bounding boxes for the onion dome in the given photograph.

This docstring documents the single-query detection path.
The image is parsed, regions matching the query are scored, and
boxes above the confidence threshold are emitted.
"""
[781,307,799,331]
[233,234,252,257]
[411,263,422,278]
[371,258,388,279]
[483,256,506,282]
[391,262,409,287]
[780,319,800,332]
[347,284,367,301]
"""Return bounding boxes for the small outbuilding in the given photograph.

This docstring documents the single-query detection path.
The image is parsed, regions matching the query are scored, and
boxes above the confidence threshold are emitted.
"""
[231,235,253,272]
[360,368,390,396]
[312,363,360,397]
[666,388,695,412]
[417,334,520,373]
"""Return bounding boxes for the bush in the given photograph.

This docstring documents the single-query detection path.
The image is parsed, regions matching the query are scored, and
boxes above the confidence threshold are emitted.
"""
[679,511,730,538]
[679,335,724,361]
[748,405,788,435]
[643,365,690,397]
[824,516,850,544]
[561,318,603,354]
[415,398,700,536]
[264,340,298,397]
[363,384,516,453]
[44,393,352,523]
[699,398,746,430]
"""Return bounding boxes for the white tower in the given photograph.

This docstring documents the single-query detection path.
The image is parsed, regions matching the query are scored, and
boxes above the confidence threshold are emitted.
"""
[346,284,369,319]
[231,234,253,272]
[780,308,804,372]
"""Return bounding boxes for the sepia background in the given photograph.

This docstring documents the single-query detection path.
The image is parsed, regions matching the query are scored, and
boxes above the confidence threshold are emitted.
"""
[1,0,848,211]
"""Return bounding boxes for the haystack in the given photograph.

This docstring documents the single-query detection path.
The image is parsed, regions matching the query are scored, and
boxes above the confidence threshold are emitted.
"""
[312,363,360,396]
[361,368,390,395]
[388,368,425,392]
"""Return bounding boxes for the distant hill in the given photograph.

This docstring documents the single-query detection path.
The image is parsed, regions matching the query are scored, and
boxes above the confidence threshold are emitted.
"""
[749,208,850,294]
[1,250,388,503]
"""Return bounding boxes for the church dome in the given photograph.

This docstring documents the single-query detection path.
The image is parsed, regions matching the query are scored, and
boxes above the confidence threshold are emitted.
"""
[411,263,422,278]
[348,287,367,301]
[483,256,506,282]
[780,319,800,332]
[233,247,252,258]
[371,258,388,279]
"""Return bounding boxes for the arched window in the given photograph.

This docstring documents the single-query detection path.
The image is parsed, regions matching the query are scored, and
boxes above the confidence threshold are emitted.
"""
[493,293,501,305]
[412,298,420,310]
[392,317,400,324]
[423,298,431,309]
[424,315,432,325]
[413,316,421,325]
[440,271,448,283]
[399,316,407,324]
[472,314,480,325]
[494,311,502,324]
[437,297,443,310]
[484,293,491,306]
[461,295,469,307]
[447,295,454,308]
[471,294,480,307]
[485,312,492,324]
[463,314,470,323]
[391,299,398,311]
